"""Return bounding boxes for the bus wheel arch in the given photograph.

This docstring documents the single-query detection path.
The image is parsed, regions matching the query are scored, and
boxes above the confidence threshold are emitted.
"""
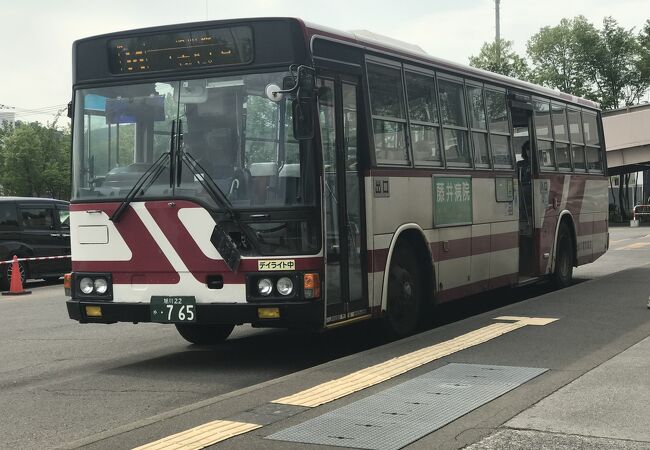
[551,212,577,288]
[381,225,435,335]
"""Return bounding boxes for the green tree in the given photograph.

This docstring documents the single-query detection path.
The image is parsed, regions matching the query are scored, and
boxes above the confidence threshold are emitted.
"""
[526,16,596,100]
[469,39,530,81]
[0,118,71,199]
[526,16,649,109]
[578,17,649,109]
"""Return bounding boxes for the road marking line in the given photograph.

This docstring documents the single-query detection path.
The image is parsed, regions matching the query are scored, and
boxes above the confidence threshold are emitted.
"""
[617,242,650,250]
[272,316,557,408]
[132,420,261,450]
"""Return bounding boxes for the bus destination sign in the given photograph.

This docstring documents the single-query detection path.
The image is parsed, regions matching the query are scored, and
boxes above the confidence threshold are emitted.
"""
[108,26,253,74]
[433,176,473,226]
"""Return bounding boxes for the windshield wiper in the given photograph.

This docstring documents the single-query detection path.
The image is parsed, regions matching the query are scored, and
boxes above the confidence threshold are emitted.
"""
[110,119,178,223]
[180,151,260,271]
[109,151,170,223]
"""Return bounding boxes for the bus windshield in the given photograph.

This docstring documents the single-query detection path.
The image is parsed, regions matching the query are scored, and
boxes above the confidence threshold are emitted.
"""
[72,72,316,210]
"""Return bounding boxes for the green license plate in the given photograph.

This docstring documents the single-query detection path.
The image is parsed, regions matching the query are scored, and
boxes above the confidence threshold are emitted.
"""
[150,296,197,323]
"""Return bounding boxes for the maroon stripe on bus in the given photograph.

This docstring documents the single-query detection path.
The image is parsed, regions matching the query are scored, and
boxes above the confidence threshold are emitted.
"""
[491,231,520,252]
[436,273,518,303]
[146,201,323,283]
[367,248,389,273]
[592,220,608,234]
[72,203,180,285]
[367,230,519,273]
[576,219,608,236]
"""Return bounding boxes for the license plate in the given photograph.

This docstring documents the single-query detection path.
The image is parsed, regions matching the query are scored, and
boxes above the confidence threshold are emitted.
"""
[150,296,197,323]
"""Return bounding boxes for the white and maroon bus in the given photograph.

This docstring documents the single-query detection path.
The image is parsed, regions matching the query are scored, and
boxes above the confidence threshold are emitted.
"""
[66,18,608,343]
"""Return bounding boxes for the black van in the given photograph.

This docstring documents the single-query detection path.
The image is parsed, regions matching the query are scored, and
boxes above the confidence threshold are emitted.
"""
[0,197,70,288]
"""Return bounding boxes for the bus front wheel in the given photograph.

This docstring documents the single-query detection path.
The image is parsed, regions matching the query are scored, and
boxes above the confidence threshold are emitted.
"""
[385,240,422,338]
[552,223,574,289]
[175,323,234,345]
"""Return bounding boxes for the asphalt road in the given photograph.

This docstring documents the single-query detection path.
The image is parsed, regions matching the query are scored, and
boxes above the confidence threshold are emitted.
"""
[1,226,648,450]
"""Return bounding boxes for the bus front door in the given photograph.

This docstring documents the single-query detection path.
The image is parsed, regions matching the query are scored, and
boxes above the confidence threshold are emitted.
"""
[318,75,367,323]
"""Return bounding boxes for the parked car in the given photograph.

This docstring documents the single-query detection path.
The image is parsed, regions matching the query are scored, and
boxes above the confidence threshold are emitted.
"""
[0,197,70,289]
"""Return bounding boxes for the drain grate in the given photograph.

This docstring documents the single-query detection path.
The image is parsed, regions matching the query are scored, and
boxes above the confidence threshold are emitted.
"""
[267,363,547,450]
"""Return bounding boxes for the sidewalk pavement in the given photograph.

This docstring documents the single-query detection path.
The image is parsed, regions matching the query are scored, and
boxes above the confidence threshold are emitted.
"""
[467,334,650,449]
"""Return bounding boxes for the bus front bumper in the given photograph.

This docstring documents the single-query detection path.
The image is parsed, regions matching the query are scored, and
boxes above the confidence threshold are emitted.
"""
[66,299,324,329]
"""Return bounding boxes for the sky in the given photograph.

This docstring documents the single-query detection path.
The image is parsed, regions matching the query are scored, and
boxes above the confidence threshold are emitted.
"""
[0,0,647,124]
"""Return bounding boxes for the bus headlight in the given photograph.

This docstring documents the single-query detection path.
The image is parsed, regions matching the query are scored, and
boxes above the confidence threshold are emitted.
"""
[79,277,94,294]
[94,278,108,295]
[276,277,294,296]
[258,278,273,296]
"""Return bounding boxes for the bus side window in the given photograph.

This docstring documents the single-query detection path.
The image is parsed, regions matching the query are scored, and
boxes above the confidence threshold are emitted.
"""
[534,99,556,171]
[467,84,490,168]
[552,103,571,171]
[485,87,513,169]
[438,78,470,166]
[568,108,586,171]
[583,112,603,173]
[367,62,410,165]
[405,71,441,166]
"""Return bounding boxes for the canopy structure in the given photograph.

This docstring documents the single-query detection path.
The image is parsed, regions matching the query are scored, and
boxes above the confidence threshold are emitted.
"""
[604,103,650,176]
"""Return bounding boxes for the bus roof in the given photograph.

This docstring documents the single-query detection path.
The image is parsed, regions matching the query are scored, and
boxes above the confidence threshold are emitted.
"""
[70,16,599,110]
[301,19,600,111]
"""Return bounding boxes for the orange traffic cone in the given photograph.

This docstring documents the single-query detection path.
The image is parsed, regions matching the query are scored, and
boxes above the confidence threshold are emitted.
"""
[2,255,30,296]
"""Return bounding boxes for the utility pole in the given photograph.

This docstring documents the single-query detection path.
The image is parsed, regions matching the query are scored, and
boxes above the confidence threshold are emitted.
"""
[495,0,501,66]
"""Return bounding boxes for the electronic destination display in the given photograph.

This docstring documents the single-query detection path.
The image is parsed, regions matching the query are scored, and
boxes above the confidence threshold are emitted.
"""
[108,26,253,74]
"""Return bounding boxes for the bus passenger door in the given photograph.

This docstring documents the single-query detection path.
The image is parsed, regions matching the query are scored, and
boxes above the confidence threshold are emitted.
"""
[318,75,367,322]
[511,101,535,276]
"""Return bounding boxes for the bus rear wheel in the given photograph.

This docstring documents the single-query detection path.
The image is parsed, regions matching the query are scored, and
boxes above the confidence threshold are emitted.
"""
[385,241,422,338]
[175,324,234,345]
[552,223,574,289]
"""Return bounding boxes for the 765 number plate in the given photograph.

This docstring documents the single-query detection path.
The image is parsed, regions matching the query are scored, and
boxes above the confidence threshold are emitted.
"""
[150,296,196,323]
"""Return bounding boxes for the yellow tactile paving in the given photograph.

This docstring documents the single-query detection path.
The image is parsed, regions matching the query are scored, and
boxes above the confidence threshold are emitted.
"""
[132,420,261,450]
[272,316,558,407]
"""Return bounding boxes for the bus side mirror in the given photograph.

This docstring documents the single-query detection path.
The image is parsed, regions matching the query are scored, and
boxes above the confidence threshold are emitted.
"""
[67,101,73,119]
[292,68,315,140]
[292,99,314,140]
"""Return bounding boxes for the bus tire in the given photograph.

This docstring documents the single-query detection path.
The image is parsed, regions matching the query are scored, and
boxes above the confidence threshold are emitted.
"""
[384,240,422,338]
[175,324,234,345]
[552,223,574,289]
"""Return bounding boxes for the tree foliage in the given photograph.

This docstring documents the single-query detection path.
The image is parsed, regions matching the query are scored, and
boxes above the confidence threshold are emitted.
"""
[526,17,595,99]
[470,16,650,110]
[0,117,70,199]
[469,39,530,81]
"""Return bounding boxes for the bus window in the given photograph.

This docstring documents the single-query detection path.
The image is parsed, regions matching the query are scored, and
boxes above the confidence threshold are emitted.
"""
[438,78,470,165]
[586,147,603,172]
[552,104,571,171]
[582,113,600,146]
[485,88,512,168]
[405,71,441,165]
[467,85,490,168]
[582,112,603,173]
[537,140,556,170]
[534,100,556,171]
[367,63,409,165]
[568,108,586,171]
